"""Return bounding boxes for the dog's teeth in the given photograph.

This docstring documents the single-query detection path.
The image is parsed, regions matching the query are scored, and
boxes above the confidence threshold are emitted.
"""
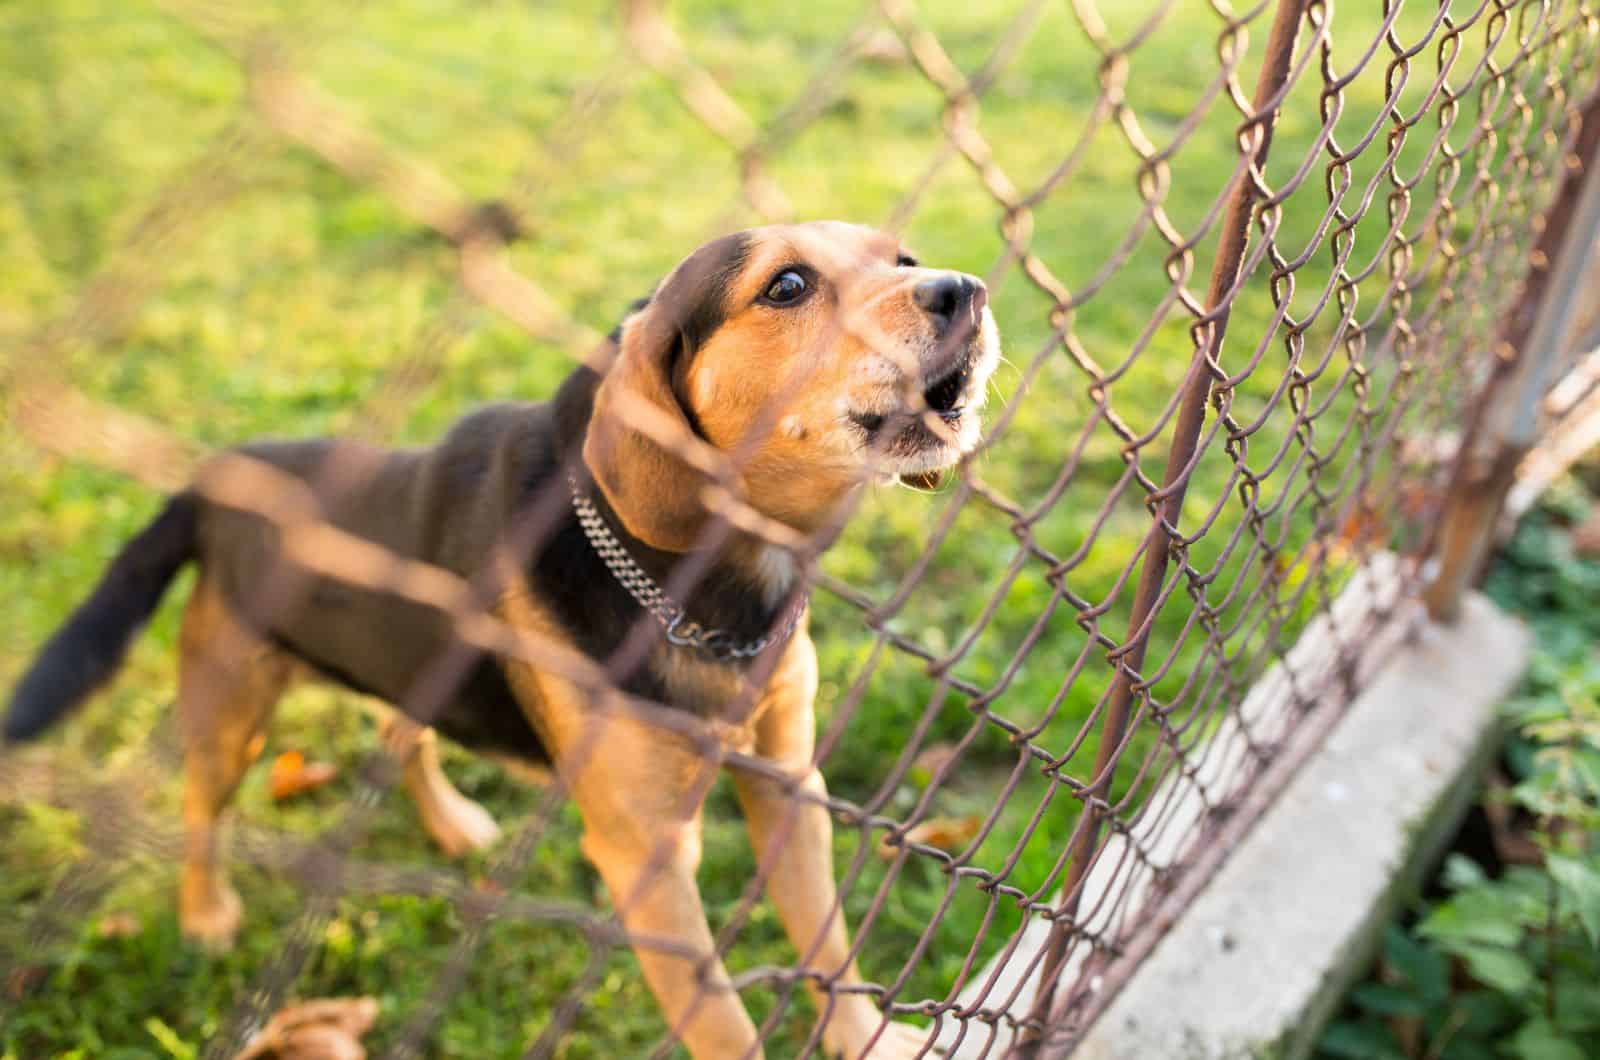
[900,469,945,490]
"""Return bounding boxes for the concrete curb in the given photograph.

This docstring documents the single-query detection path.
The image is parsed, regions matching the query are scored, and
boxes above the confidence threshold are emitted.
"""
[1069,589,1529,1059]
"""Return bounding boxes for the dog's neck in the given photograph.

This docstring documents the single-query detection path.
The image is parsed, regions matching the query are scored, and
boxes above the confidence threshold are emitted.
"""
[550,368,806,651]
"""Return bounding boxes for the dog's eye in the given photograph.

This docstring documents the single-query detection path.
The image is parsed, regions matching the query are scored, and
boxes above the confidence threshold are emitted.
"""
[897,253,918,267]
[763,269,808,305]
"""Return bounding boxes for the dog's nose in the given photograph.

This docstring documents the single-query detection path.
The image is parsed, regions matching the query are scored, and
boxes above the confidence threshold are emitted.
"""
[913,273,987,333]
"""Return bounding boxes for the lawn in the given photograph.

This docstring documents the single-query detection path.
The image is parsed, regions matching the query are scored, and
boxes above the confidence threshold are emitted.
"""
[0,1,1588,1056]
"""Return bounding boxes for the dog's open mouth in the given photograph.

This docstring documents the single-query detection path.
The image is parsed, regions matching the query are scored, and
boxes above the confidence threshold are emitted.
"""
[922,355,971,419]
[849,350,979,488]
[850,352,975,437]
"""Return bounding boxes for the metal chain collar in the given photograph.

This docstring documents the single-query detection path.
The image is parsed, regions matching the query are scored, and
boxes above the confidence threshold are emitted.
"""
[566,471,802,661]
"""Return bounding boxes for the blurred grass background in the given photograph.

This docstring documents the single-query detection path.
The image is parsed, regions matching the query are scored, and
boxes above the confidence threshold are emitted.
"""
[0,0,1585,1056]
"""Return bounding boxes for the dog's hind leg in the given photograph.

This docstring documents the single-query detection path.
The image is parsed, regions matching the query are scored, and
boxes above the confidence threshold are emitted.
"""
[378,714,500,857]
[175,576,290,949]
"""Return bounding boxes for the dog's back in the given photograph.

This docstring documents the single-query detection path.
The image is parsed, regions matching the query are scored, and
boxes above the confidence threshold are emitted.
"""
[4,401,559,760]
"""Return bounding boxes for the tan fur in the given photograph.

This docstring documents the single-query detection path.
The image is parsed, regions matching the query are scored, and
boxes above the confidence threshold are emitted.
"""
[176,576,289,947]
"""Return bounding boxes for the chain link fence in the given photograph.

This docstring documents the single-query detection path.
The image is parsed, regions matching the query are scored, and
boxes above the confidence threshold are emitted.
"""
[3,0,1600,1057]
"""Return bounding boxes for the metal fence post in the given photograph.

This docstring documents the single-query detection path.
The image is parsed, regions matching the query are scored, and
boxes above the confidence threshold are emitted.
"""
[1422,90,1600,623]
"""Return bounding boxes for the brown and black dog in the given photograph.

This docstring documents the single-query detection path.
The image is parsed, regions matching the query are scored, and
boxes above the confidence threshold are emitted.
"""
[4,221,999,1058]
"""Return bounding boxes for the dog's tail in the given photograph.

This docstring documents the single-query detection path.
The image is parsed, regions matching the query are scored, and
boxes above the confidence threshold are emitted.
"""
[4,493,200,743]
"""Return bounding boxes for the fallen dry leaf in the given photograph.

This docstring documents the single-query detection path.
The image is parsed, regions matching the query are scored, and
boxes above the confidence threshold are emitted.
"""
[233,997,379,1060]
[878,815,981,860]
[268,750,339,802]
[909,743,961,784]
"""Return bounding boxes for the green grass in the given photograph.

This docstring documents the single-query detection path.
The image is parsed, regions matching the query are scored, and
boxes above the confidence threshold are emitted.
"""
[1,1,1592,1056]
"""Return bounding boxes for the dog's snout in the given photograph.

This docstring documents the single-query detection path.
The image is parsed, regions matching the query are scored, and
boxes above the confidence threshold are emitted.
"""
[913,273,987,333]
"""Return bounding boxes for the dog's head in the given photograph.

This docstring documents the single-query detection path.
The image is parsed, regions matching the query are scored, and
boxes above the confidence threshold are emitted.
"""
[585,221,1000,551]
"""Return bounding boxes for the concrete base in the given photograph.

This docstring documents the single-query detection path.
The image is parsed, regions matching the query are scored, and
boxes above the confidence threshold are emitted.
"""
[1069,590,1528,1059]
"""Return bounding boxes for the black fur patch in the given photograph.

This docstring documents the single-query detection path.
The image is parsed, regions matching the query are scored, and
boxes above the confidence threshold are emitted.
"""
[201,362,790,764]
[606,296,654,345]
[273,628,545,761]
[537,369,791,706]
[661,232,752,355]
[622,233,752,439]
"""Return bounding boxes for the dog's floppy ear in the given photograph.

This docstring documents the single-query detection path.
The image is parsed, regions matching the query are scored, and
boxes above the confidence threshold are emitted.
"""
[584,233,751,553]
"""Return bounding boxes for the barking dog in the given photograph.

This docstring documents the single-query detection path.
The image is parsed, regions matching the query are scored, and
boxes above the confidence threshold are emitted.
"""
[5,221,1000,1059]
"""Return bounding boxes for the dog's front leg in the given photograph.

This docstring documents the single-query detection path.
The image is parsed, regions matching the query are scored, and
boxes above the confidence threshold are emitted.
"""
[497,597,765,1058]
[581,808,763,1059]
[547,699,763,1058]
[735,635,938,1060]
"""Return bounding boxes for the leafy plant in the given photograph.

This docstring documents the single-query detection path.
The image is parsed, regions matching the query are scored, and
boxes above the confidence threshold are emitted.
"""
[1316,481,1600,1060]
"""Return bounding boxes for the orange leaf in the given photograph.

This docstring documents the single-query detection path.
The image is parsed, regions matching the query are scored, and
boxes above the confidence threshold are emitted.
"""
[878,815,981,860]
[269,751,339,802]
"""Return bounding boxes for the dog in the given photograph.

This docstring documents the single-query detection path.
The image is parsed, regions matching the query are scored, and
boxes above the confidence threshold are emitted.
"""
[4,221,999,1059]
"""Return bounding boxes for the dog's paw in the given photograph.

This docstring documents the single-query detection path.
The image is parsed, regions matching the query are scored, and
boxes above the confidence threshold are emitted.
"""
[825,1020,944,1060]
[420,788,501,858]
[179,878,243,951]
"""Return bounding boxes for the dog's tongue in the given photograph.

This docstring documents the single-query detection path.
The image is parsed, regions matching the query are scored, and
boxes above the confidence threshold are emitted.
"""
[900,469,945,490]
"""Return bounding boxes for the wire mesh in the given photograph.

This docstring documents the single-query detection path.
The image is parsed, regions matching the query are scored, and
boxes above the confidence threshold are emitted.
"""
[3,1,1599,1057]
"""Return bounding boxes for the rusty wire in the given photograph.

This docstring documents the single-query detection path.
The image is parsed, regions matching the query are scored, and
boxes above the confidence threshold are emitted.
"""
[3,1,1600,1058]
